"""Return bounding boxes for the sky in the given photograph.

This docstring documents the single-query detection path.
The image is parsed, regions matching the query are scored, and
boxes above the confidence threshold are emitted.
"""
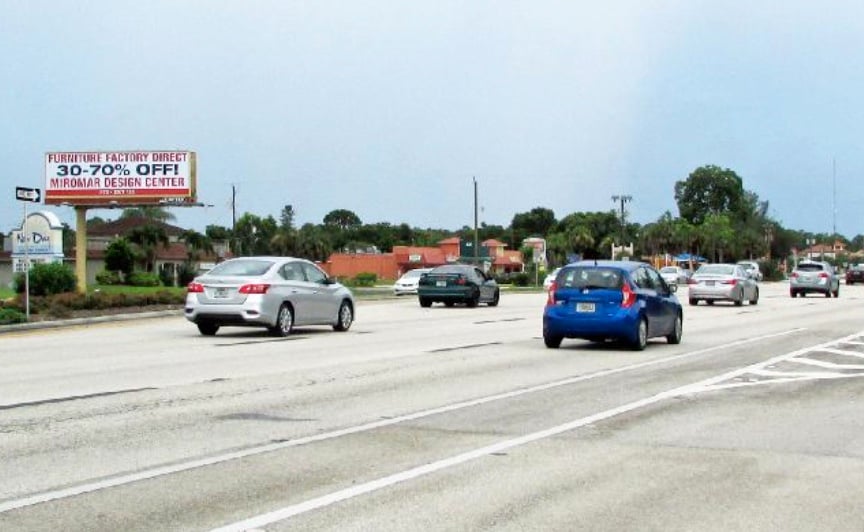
[3,1,864,239]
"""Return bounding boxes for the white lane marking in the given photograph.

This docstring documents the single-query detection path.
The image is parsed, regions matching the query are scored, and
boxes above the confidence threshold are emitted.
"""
[212,329,864,532]
[789,358,864,370]
[820,347,864,359]
[0,328,802,514]
[673,331,864,395]
[750,369,847,378]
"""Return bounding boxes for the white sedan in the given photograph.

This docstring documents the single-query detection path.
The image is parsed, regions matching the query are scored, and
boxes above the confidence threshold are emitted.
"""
[393,268,432,296]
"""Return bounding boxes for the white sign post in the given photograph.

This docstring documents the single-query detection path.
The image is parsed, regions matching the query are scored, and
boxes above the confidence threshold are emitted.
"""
[15,186,41,321]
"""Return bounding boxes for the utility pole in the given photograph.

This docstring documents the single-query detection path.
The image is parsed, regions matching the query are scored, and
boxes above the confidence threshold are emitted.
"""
[611,194,632,244]
[231,184,237,255]
[473,177,479,265]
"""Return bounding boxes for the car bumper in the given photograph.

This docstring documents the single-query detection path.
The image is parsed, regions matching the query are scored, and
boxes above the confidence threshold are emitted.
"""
[417,287,475,300]
[688,285,737,301]
[790,280,831,293]
[393,286,419,295]
[184,295,275,326]
[543,306,639,342]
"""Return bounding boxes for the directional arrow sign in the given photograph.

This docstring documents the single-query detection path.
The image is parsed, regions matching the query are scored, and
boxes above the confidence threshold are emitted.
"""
[15,186,41,202]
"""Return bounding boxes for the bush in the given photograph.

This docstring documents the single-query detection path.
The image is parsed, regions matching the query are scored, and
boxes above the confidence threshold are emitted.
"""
[127,271,162,287]
[177,263,198,287]
[352,272,378,287]
[95,270,124,285]
[14,262,77,296]
[508,273,531,287]
[0,307,26,324]
[104,238,135,276]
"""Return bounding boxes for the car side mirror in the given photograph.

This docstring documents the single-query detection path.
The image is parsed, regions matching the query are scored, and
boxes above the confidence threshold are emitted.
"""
[669,283,677,293]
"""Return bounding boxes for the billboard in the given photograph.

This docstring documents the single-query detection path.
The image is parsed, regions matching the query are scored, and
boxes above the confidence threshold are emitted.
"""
[44,150,196,205]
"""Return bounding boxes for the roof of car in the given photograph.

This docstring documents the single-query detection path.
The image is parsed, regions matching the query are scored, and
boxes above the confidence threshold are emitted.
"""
[565,260,646,272]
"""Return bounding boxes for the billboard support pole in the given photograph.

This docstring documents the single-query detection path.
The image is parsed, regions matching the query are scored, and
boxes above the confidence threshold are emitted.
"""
[75,207,88,294]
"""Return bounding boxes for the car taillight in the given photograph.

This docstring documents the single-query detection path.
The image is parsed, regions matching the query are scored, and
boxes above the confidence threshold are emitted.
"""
[239,283,270,294]
[790,272,799,279]
[187,282,204,293]
[721,279,737,285]
[687,277,697,284]
[456,276,466,285]
[819,272,829,279]
[546,281,557,307]
[621,282,636,308]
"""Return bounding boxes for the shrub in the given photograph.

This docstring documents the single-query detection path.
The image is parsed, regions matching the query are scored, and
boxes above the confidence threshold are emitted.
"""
[177,263,198,287]
[127,271,162,287]
[95,270,124,285]
[158,267,175,287]
[509,273,531,287]
[105,238,135,276]
[352,272,378,287]
[14,262,77,296]
[0,307,26,324]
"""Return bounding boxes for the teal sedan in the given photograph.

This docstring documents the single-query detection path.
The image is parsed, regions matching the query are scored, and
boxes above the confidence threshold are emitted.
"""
[417,264,500,308]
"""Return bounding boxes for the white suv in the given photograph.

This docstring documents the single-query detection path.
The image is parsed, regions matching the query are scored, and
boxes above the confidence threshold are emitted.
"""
[790,260,839,298]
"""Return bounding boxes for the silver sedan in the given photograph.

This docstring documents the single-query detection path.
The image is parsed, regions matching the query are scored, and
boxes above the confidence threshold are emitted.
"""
[184,256,355,336]
[687,263,759,306]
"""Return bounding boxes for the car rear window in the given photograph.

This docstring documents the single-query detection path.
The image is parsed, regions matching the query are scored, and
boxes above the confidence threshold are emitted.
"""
[557,267,622,289]
[796,263,825,272]
[697,265,734,275]
[208,259,275,276]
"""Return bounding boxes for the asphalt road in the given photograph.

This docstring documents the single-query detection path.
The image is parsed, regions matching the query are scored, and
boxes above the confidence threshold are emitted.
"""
[1,282,863,531]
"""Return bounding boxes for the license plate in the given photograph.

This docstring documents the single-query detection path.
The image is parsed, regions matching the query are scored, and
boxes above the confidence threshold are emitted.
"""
[576,302,595,313]
[213,287,229,298]
[706,281,715,286]
[436,281,447,287]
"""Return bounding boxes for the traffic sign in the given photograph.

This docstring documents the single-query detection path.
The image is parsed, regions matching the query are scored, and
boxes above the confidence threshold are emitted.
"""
[15,186,41,202]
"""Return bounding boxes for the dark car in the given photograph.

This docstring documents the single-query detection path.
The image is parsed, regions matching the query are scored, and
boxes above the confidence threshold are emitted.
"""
[543,260,683,351]
[417,264,500,307]
[846,264,864,285]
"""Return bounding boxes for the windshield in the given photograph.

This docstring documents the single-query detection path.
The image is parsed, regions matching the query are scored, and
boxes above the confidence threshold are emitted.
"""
[660,267,677,274]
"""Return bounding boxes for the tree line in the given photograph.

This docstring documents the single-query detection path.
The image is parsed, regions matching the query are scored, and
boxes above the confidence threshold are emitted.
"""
[77,165,864,273]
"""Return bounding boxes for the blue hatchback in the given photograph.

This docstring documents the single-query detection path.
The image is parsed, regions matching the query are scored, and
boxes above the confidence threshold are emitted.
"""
[542,260,683,350]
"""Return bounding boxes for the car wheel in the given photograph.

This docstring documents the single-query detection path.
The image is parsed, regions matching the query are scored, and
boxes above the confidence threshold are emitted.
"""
[444,301,455,307]
[631,317,648,351]
[197,322,219,336]
[488,289,500,307]
[419,297,432,308]
[666,313,682,344]
[833,286,840,298]
[734,289,744,306]
[790,290,796,298]
[825,290,832,298]
[706,300,715,306]
[689,298,698,306]
[466,290,480,308]
[269,304,294,337]
[333,300,353,331]
[543,332,562,348]
[749,287,759,305]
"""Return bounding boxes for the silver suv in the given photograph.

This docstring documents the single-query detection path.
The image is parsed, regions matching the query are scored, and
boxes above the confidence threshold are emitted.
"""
[790,260,839,298]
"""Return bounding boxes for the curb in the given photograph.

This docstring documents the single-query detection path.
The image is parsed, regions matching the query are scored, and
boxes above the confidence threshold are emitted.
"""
[0,310,183,335]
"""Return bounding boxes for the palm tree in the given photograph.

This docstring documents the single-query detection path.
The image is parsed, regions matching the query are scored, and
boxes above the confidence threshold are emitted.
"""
[120,206,176,222]
[127,224,170,272]
[180,229,214,263]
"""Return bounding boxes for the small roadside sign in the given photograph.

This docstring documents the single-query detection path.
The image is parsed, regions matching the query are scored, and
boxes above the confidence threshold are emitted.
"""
[16,187,41,202]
